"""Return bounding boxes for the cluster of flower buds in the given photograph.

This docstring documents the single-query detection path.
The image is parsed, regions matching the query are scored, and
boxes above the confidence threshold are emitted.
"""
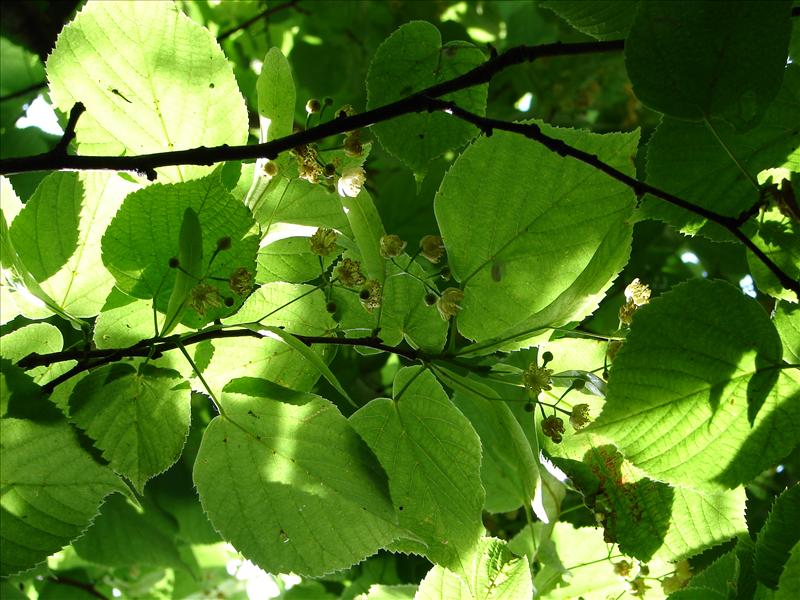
[619,278,651,325]
[228,267,254,297]
[660,560,691,595]
[344,129,363,157]
[569,403,591,430]
[293,141,324,184]
[541,415,565,443]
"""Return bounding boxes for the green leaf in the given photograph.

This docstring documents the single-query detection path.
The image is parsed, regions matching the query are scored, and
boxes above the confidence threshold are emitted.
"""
[367,22,488,178]
[46,0,248,182]
[72,495,188,571]
[380,258,449,353]
[776,542,800,600]
[93,291,156,349]
[755,484,800,589]
[251,177,352,234]
[641,66,800,238]
[0,418,124,577]
[775,302,800,363]
[68,363,191,492]
[9,173,81,283]
[257,236,337,284]
[413,538,533,600]
[163,207,204,335]
[259,325,355,407]
[226,281,334,333]
[0,359,63,423]
[257,47,296,143]
[541,1,636,40]
[591,279,799,490]
[748,207,800,303]
[0,322,75,385]
[9,172,140,318]
[437,366,538,514]
[341,189,387,283]
[350,367,485,570]
[101,172,259,329]
[435,123,637,343]
[625,1,793,129]
[0,38,44,129]
[193,378,399,576]
[580,445,746,562]
[355,584,417,600]
[0,178,65,324]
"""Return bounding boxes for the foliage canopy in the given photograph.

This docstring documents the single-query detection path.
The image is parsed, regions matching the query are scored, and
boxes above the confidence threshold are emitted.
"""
[0,1,799,599]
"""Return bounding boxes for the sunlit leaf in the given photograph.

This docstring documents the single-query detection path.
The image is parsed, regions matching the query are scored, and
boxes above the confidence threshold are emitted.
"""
[68,362,191,492]
[46,0,248,182]
[194,378,400,576]
[435,123,637,344]
[350,367,485,570]
[591,279,799,490]
[0,418,124,576]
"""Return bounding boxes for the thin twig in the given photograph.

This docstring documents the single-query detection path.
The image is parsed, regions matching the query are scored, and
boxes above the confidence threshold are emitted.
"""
[423,97,800,297]
[217,0,306,42]
[27,330,422,393]
[50,102,85,155]
[0,40,624,180]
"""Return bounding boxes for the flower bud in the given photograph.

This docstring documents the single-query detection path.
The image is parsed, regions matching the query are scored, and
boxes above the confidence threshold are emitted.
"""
[419,235,445,263]
[305,98,321,114]
[624,278,651,306]
[309,228,338,257]
[380,234,407,259]
[336,258,366,287]
[436,287,464,320]
[263,161,278,177]
[619,300,636,325]
[359,279,382,312]
[337,166,366,198]
[569,403,591,430]
[190,283,222,315]
[523,364,553,396]
[541,415,564,443]
[228,267,254,296]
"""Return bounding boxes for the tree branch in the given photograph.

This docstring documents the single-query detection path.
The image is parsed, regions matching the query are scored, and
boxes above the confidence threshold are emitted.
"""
[23,329,424,393]
[1,38,795,297]
[217,0,307,42]
[424,98,799,297]
[0,40,624,179]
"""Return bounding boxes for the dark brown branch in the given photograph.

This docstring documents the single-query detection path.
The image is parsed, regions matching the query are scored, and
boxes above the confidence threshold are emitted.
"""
[217,0,306,42]
[0,40,624,179]
[51,102,85,155]
[25,329,423,393]
[425,98,800,297]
